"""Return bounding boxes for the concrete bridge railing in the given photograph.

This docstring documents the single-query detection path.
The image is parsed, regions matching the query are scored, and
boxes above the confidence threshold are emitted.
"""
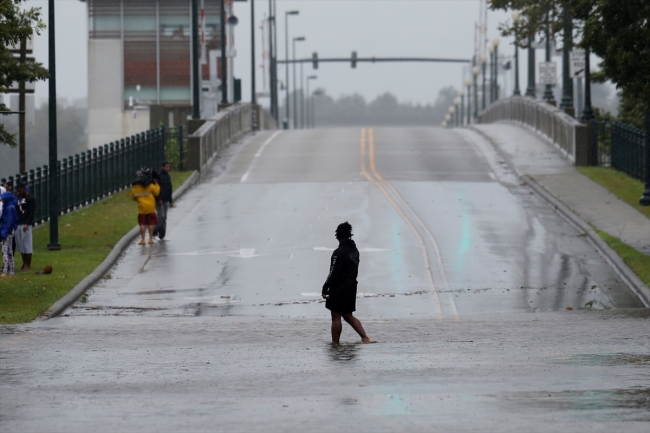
[477,96,590,166]
[187,104,277,172]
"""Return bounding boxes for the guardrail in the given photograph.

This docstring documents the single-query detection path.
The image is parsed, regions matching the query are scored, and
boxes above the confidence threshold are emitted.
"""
[477,96,589,166]
[187,103,277,172]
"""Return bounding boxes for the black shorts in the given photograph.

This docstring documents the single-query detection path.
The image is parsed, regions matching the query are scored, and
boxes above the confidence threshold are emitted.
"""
[325,286,357,314]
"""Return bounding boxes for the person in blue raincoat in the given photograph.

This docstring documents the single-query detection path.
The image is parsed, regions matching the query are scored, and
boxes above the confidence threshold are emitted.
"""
[0,191,18,277]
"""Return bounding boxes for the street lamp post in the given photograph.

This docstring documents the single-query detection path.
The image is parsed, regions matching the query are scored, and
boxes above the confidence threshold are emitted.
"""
[560,7,574,115]
[220,0,228,105]
[542,11,555,105]
[300,60,305,129]
[512,11,521,96]
[454,97,461,126]
[267,1,275,120]
[525,33,536,97]
[466,79,472,124]
[493,37,500,102]
[251,0,256,106]
[488,43,494,103]
[449,106,455,128]
[191,0,201,116]
[580,47,594,121]
[481,54,487,110]
[292,36,305,129]
[306,75,317,129]
[472,66,479,119]
[284,10,299,129]
[47,0,60,250]
[458,93,465,126]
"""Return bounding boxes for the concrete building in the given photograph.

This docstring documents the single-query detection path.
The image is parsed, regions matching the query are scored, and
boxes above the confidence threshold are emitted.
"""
[84,0,237,148]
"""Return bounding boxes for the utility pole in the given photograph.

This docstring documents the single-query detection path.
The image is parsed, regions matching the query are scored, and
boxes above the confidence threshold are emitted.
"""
[47,0,60,250]
[19,37,26,174]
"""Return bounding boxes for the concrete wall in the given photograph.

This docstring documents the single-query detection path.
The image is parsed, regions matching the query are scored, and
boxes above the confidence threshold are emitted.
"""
[88,39,149,149]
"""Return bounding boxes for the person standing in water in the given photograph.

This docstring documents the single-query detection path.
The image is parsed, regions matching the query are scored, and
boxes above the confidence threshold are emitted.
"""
[322,222,373,344]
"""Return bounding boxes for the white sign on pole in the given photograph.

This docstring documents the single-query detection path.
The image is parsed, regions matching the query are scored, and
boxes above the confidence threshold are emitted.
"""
[570,49,586,78]
[539,62,557,85]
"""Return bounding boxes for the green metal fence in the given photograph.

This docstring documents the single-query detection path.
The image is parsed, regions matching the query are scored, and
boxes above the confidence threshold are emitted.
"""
[590,120,646,181]
[611,122,645,181]
[1,126,167,225]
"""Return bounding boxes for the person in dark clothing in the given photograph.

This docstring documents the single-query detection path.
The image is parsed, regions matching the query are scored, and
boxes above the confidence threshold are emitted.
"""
[15,183,35,271]
[322,222,373,344]
[154,161,174,241]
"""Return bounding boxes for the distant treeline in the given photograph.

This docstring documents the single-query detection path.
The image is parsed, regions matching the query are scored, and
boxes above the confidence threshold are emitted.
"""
[0,99,87,177]
[281,88,459,127]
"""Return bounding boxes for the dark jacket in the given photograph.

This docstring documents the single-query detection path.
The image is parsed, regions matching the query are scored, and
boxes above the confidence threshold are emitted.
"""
[158,170,173,203]
[322,239,360,295]
[16,193,35,226]
[0,192,18,240]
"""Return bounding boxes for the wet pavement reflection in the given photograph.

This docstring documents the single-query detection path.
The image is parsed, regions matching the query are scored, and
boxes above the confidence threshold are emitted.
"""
[1,128,648,432]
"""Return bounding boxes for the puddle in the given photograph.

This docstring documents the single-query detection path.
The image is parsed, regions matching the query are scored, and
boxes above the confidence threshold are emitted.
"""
[512,387,650,414]
[567,353,650,366]
[328,342,360,363]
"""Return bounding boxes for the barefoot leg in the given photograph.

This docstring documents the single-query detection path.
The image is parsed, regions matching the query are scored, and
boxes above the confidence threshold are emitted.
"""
[331,311,343,344]
[342,313,373,342]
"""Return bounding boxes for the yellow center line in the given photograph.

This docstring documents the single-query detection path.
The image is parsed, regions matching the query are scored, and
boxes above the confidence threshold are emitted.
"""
[369,129,459,319]
[360,128,443,320]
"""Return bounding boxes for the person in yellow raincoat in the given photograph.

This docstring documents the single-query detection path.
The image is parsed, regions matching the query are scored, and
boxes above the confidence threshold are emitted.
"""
[130,170,161,245]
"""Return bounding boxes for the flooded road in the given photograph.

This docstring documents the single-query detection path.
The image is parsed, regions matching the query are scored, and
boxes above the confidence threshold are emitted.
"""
[1,128,648,432]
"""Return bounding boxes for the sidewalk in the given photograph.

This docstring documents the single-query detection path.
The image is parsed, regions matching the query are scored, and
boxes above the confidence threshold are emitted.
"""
[466,123,650,256]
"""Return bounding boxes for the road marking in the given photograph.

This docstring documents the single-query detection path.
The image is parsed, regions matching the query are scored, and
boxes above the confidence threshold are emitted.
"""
[369,128,458,318]
[240,130,282,183]
[360,128,444,320]
[167,248,260,258]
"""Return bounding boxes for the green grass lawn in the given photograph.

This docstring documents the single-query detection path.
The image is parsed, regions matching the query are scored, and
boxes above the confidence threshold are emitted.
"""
[577,167,650,287]
[0,171,194,324]
[578,167,650,220]
[598,230,650,287]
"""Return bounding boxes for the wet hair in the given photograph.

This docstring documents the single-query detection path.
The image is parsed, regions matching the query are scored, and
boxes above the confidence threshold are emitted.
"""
[335,221,353,239]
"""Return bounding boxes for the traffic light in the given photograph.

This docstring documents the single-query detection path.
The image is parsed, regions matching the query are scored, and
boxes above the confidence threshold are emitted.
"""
[312,52,318,69]
[351,51,357,68]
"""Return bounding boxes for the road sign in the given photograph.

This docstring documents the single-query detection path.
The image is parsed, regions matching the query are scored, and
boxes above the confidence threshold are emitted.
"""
[570,49,586,78]
[539,62,557,85]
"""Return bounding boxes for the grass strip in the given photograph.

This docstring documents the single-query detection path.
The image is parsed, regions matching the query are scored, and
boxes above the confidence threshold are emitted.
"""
[597,230,650,287]
[578,167,650,220]
[0,171,194,324]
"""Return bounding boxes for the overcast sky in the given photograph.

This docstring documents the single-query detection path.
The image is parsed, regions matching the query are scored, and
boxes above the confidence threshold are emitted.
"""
[28,0,517,107]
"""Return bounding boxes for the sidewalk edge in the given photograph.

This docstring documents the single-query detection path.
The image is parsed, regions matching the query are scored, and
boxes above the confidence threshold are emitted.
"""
[37,170,201,321]
[467,125,650,308]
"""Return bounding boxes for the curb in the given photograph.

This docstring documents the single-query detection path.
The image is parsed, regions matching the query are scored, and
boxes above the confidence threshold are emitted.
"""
[38,170,201,320]
[467,125,650,308]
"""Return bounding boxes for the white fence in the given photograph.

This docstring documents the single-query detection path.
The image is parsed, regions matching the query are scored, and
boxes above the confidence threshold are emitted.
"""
[477,96,589,165]
[187,104,276,172]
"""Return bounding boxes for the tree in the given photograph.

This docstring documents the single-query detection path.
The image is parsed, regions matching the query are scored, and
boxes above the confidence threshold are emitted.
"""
[490,0,566,47]
[571,1,650,105]
[0,0,49,147]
